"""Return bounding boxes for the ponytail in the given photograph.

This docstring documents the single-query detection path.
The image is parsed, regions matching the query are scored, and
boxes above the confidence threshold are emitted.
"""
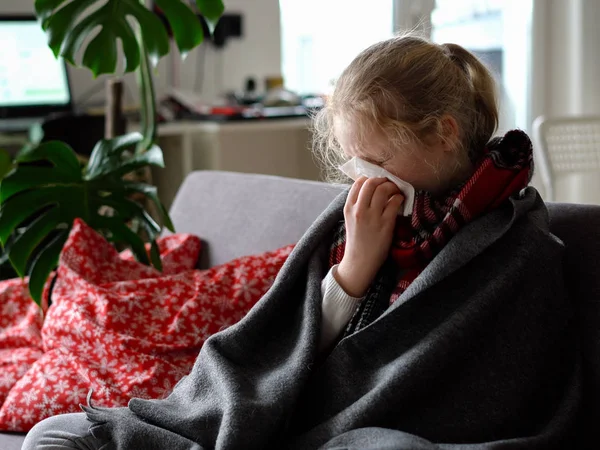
[443,43,499,160]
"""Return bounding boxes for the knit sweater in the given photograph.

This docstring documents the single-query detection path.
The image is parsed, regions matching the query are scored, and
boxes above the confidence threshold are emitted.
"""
[319,265,363,352]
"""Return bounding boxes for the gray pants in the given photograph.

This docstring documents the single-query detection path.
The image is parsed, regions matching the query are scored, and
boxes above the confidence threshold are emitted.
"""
[22,413,104,450]
[21,413,443,449]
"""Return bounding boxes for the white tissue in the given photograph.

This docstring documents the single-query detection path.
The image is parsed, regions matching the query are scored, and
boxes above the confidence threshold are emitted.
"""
[339,157,415,216]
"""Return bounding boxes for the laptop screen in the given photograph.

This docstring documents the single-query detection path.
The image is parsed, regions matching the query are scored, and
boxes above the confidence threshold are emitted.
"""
[0,17,71,111]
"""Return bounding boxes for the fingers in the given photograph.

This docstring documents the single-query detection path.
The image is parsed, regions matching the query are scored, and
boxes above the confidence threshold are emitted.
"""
[371,181,401,212]
[347,176,368,205]
[356,177,388,209]
[383,193,405,220]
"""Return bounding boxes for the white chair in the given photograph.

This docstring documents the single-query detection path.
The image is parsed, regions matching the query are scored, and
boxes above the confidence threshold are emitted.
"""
[533,115,600,204]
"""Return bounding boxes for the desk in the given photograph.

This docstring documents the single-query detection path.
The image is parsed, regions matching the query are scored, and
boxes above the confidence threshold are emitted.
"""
[130,118,320,209]
[0,134,28,155]
[1,118,320,210]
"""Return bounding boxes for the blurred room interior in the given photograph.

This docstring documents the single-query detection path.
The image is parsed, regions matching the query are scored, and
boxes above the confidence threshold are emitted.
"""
[0,0,599,206]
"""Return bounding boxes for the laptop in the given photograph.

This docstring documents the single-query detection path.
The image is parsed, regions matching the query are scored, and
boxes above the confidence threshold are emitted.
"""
[0,15,73,133]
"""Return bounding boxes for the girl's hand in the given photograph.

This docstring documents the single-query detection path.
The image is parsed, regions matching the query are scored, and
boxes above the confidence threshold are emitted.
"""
[335,177,404,298]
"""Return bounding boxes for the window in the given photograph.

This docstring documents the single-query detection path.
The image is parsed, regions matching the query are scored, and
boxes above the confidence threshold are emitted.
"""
[279,0,394,95]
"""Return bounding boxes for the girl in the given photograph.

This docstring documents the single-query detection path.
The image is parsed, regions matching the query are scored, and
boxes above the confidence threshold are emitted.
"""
[23,35,579,449]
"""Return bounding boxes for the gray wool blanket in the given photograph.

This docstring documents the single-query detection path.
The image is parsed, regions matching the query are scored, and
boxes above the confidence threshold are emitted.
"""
[83,187,581,449]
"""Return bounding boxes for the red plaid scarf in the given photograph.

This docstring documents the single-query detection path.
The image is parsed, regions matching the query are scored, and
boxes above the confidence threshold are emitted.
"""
[330,130,534,318]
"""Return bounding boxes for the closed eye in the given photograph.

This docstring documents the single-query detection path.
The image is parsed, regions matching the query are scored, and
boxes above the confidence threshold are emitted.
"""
[364,156,391,166]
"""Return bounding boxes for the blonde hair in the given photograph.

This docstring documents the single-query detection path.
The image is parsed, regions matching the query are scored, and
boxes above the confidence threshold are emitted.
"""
[313,34,499,182]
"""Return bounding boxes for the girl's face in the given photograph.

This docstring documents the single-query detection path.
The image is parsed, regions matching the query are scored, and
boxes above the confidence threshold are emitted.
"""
[334,117,469,195]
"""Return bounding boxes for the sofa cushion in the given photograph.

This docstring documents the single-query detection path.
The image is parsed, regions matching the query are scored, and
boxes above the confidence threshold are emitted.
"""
[0,221,202,431]
[167,171,343,268]
[0,279,45,418]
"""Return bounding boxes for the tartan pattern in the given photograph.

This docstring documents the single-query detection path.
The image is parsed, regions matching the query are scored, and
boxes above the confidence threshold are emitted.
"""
[330,130,534,335]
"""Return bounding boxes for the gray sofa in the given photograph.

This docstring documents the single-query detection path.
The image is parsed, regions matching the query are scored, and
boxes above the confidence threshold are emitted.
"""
[2,170,599,449]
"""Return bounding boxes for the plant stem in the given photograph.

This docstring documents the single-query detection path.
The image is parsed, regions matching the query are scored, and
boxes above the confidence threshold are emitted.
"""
[105,78,125,139]
[136,23,157,154]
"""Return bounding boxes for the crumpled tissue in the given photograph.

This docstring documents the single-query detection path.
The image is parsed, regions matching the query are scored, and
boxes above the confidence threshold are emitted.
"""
[339,157,415,216]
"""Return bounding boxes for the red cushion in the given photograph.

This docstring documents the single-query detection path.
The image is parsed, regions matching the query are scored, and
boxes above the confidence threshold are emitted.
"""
[0,219,292,431]
[0,279,45,429]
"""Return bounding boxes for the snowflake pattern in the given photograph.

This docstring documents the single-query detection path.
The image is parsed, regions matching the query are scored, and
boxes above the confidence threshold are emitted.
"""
[0,219,293,432]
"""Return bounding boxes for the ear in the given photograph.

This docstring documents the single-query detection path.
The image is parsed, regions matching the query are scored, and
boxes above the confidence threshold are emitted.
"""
[440,115,460,152]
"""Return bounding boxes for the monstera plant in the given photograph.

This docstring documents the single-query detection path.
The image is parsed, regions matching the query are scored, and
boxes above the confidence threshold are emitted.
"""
[0,0,225,305]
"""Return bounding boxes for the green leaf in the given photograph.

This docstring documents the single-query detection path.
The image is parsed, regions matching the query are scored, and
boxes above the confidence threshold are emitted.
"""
[0,167,76,203]
[0,135,171,297]
[85,137,163,181]
[86,133,143,178]
[37,0,219,79]
[155,0,204,56]
[58,11,99,65]
[0,150,12,180]
[0,231,19,267]
[93,178,174,233]
[196,0,225,34]
[82,27,118,78]
[8,207,63,277]
[114,17,141,73]
[135,208,162,239]
[97,217,150,265]
[34,0,68,25]
[95,195,161,238]
[28,230,68,305]
[112,145,165,178]
[125,1,171,67]
[0,230,21,280]
[150,239,162,272]
[123,182,175,232]
[44,0,97,57]
[41,0,170,75]
[16,141,81,180]
[0,188,65,245]
[0,251,8,267]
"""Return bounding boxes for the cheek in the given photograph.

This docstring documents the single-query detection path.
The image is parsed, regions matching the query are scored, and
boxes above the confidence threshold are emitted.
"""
[385,155,428,181]
[385,154,441,190]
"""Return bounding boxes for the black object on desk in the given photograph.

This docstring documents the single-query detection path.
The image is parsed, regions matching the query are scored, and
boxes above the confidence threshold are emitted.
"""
[41,113,127,156]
